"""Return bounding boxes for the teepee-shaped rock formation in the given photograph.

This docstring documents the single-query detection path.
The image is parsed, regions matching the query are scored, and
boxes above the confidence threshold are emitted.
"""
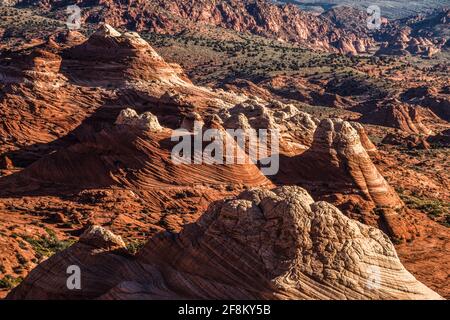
[275,119,415,239]
[281,119,401,206]
[62,24,189,86]
[115,108,163,132]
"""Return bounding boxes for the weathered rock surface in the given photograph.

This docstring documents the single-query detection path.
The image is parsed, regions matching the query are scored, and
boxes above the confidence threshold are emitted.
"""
[376,9,450,58]
[254,75,356,109]
[0,25,276,296]
[218,99,319,153]
[7,186,442,300]
[356,100,433,135]
[274,119,416,239]
[80,225,127,250]
[115,108,163,132]
[382,132,431,150]
[0,20,448,300]
[350,122,378,156]
[8,187,440,299]
[402,86,450,122]
[16,0,376,55]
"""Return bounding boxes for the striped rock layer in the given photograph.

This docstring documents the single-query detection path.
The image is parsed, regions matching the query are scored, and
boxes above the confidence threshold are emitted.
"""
[8,186,442,300]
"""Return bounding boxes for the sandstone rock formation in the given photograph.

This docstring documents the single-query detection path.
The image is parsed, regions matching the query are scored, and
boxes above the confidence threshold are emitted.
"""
[16,0,376,55]
[180,111,204,131]
[376,9,450,57]
[0,119,272,194]
[79,225,127,250]
[0,39,100,160]
[402,86,450,122]
[382,132,431,150]
[60,23,191,87]
[376,30,445,58]
[356,100,433,135]
[115,108,163,132]
[0,24,281,293]
[7,186,442,300]
[1,19,448,300]
[254,75,355,109]
[218,99,319,152]
[350,122,378,156]
[0,23,243,165]
[0,155,13,170]
[427,129,450,148]
[274,119,415,239]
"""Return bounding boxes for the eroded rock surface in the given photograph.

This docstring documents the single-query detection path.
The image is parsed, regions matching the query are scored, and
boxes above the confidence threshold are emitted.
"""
[356,100,433,135]
[7,187,441,300]
[274,119,417,239]
[115,108,163,132]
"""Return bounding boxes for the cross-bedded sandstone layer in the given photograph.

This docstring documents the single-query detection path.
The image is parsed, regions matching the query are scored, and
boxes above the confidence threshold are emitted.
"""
[7,186,442,300]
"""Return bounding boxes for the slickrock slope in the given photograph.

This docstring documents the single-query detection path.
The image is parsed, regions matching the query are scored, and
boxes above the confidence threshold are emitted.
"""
[0,109,271,194]
[0,34,105,163]
[217,98,319,153]
[9,1,448,59]
[60,24,192,87]
[253,75,356,109]
[0,24,246,164]
[275,119,415,239]
[0,24,275,296]
[356,100,433,135]
[1,21,448,300]
[350,122,378,156]
[7,186,441,300]
[402,86,450,122]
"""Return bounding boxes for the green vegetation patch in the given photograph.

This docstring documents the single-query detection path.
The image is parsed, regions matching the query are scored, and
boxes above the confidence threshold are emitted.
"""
[125,239,147,255]
[0,275,23,290]
[22,228,76,259]
[399,193,450,227]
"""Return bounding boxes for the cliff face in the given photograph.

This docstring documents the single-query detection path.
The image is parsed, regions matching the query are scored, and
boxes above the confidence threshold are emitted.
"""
[7,186,442,300]
[15,0,376,55]
[376,9,450,57]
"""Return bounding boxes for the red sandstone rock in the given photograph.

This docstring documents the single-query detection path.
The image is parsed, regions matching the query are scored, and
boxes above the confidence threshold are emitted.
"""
[356,99,433,135]
[7,187,442,300]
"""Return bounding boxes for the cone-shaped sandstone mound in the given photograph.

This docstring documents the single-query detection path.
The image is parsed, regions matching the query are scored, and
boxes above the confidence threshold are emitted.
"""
[277,119,402,207]
[0,109,271,195]
[0,24,245,163]
[275,119,416,239]
[60,24,191,87]
[7,186,441,300]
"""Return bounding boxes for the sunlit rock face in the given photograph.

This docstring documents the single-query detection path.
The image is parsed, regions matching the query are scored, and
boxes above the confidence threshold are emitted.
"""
[7,186,441,300]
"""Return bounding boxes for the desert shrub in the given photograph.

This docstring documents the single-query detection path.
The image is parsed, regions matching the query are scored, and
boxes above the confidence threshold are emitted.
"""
[0,275,22,289]
[126,240,146,255]
[23,228,75,259]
